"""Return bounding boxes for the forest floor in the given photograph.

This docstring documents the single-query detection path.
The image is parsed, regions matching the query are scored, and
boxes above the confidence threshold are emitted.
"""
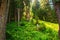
[6,20,59,40]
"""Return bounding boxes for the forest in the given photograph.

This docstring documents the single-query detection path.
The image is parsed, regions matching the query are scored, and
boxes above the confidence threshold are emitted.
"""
[0,0,60,40]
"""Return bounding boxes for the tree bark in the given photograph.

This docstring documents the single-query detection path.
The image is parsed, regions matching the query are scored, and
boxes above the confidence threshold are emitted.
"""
[52,0,60,38]
[0,0,10,40]
[55,4,60,39]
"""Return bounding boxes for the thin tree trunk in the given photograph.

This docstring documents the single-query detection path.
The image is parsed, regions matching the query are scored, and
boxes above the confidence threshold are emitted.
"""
[8,13,10,23]
[15,11,17,22]
[17,8,20,26]
[14,8,17,22]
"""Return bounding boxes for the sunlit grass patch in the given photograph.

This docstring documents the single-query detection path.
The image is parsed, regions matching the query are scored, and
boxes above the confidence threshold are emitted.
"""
[39,20,59,31]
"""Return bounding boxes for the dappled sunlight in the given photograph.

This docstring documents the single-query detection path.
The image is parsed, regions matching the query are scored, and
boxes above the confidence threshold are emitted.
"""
[45,23,59,31]
[38,20,59,31]
[0,0,59,40]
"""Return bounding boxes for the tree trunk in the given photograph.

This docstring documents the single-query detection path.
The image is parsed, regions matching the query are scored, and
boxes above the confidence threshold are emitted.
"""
[52,0,60,38]
[17,8,20,26]
[0,0,10,40]
[15,9,17,22]
[55,4,60,38]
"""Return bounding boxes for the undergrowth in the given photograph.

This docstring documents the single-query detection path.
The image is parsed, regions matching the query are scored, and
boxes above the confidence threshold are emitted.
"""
[6,21,59,40]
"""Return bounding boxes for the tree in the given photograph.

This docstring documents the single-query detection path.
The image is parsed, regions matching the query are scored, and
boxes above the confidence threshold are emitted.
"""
[23,0,30,21]
[0,0,2,6]
[0,0,10,40]
[52,0,60,39]
[15,0,24,26]
[8,0,16,23]
[15,0,24,20]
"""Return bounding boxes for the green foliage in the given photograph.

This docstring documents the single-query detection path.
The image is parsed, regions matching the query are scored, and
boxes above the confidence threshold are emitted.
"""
[6,21,59,40]
[15,0,24,8]
[38,23,46,32]
[24,0,30,6]
[54,0,60,3]
[15,0,30,8]
[32,6,58,23]
[6,22,18,40]
[32,0,58,23]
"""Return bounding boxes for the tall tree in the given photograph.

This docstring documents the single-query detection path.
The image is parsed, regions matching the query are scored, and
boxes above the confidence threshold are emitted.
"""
[0,0,10,40]
[52,0,60,39]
